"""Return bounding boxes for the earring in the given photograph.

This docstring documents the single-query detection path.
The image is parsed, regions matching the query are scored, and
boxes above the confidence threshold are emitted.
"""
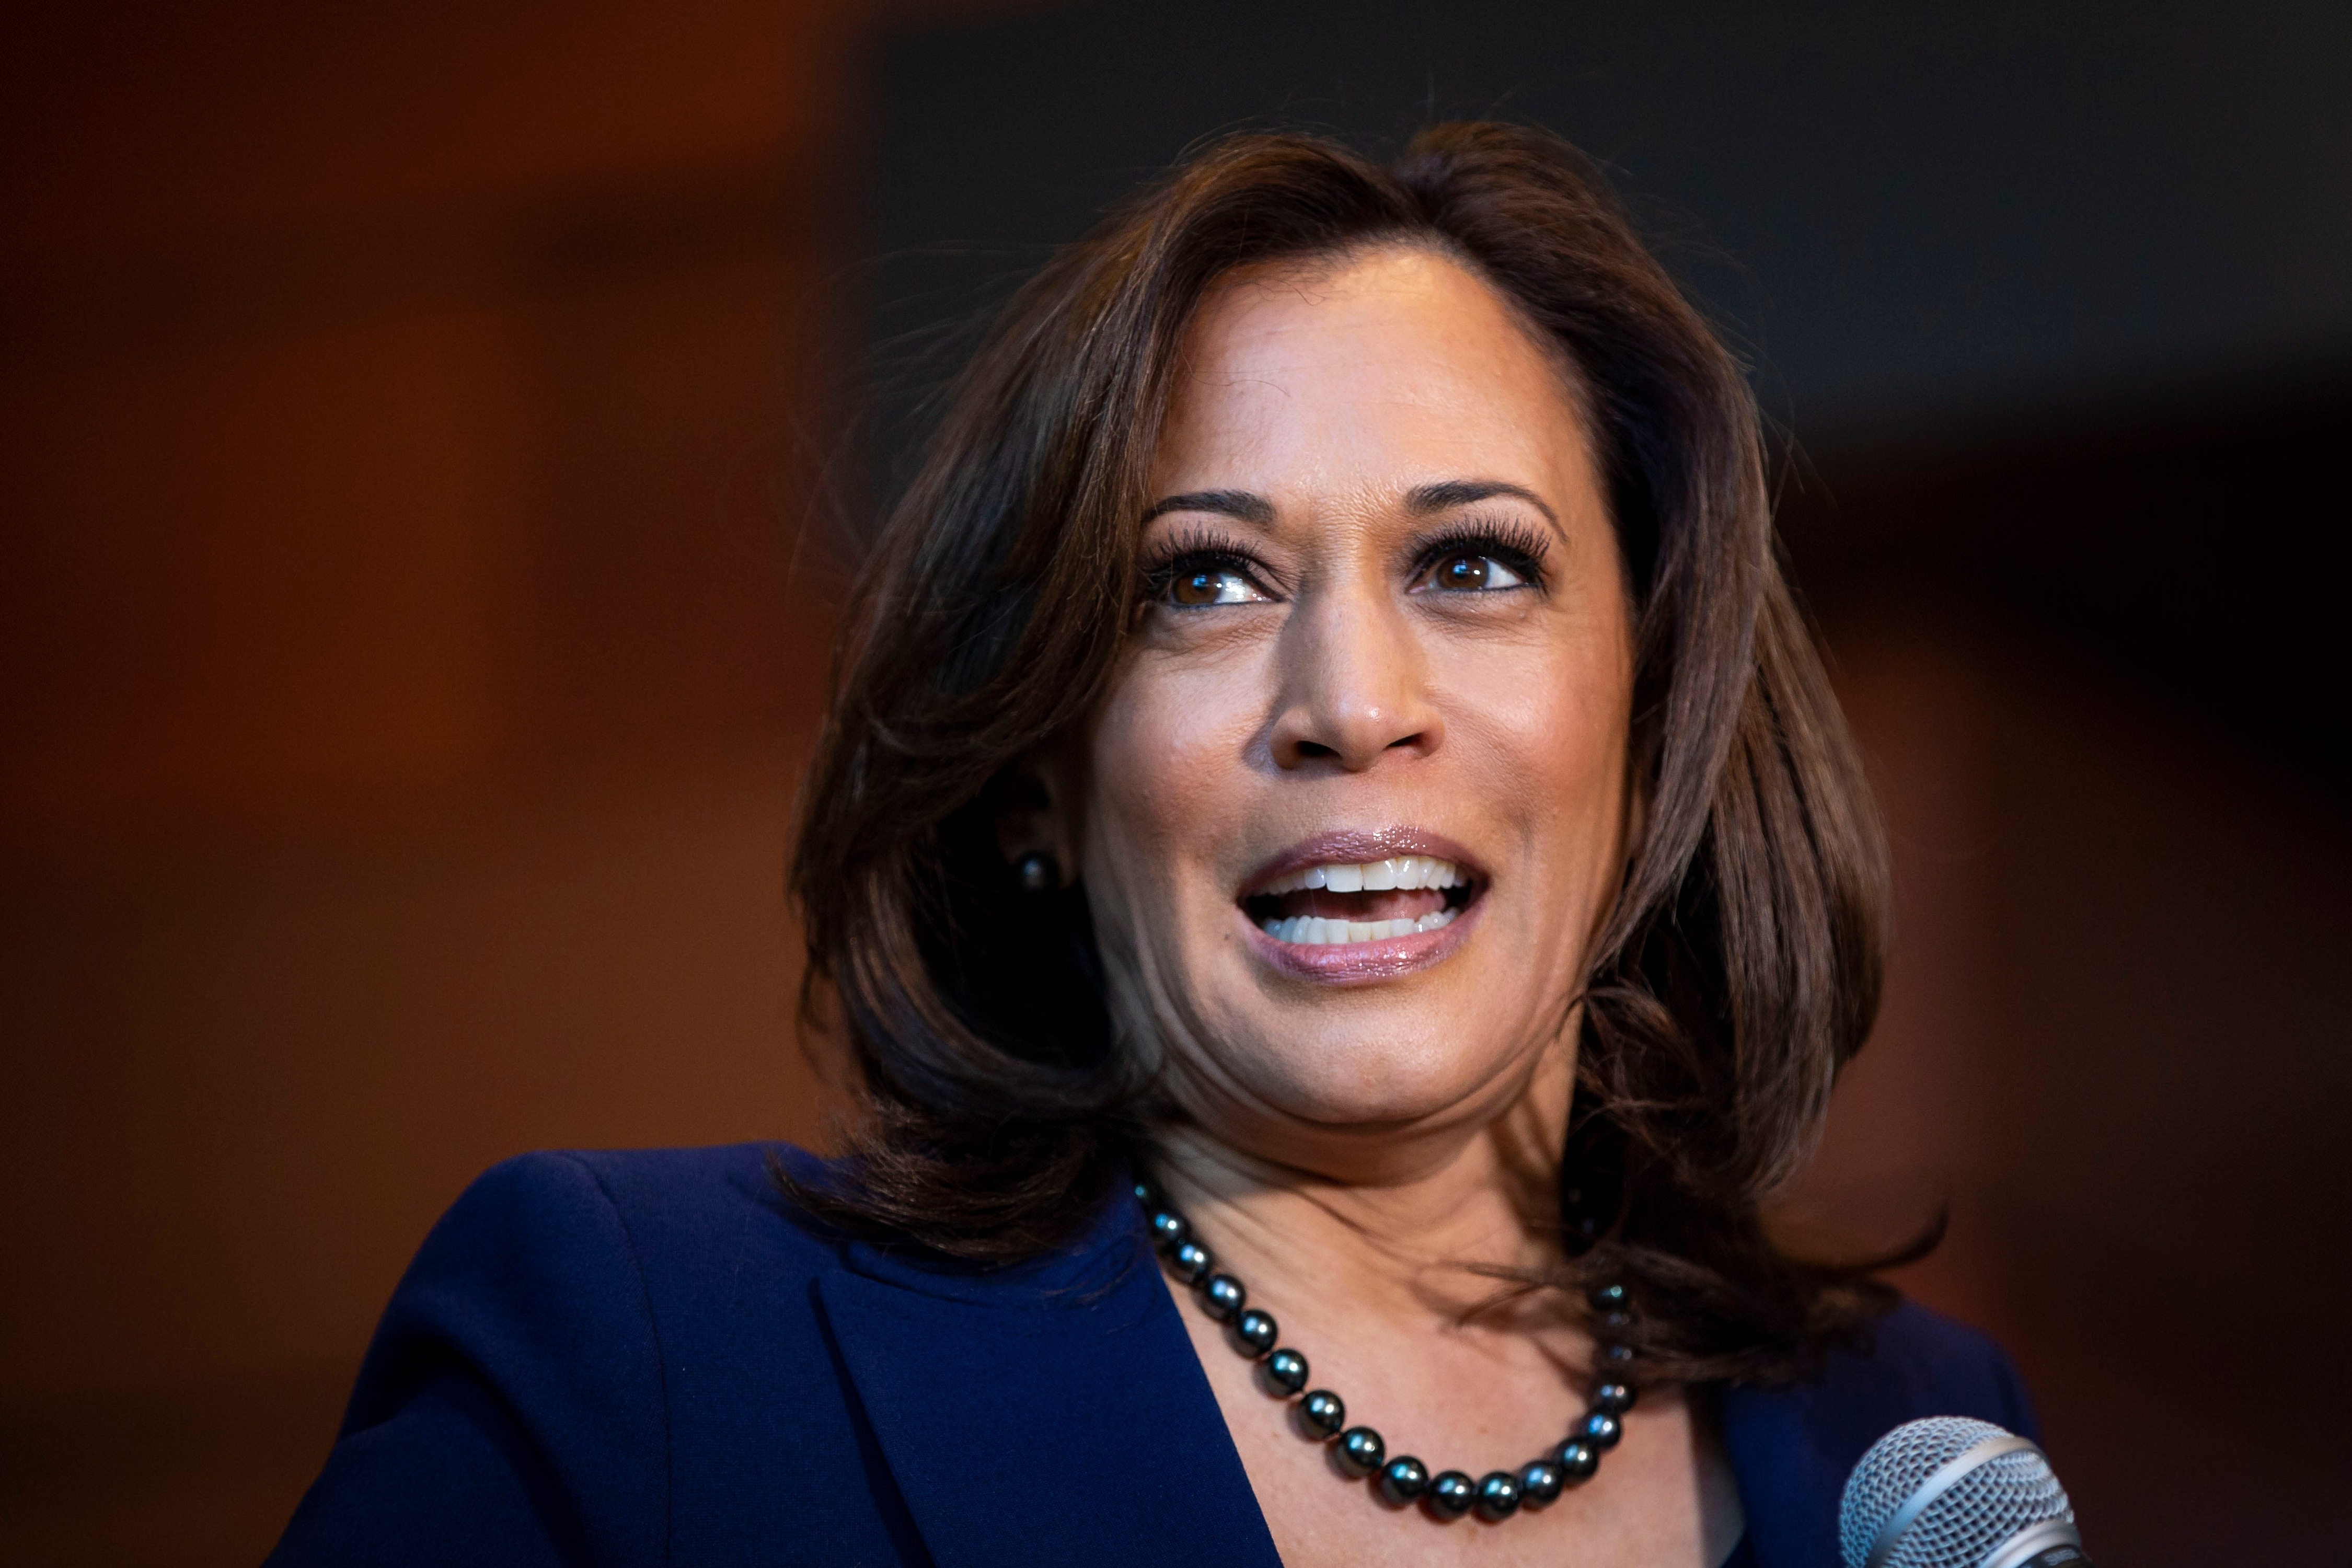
[1016,852,1057,894]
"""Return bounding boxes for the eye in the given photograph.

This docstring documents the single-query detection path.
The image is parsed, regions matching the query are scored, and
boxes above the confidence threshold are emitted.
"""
[1416,551,1529,593]
[1161,563,1272,607]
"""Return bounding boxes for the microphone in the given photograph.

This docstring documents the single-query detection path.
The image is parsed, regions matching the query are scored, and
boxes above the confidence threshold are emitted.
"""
[1838,1417,2091,1568]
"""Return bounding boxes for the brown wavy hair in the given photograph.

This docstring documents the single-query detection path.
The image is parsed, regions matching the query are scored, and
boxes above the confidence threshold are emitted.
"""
[787,121,1904,1385]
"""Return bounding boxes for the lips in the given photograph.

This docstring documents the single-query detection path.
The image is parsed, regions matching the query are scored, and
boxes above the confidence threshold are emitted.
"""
[1237,831,1486,965]
[1249,857,1466,943]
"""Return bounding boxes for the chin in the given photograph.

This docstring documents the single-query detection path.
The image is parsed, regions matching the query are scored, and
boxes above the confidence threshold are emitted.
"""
[1226,1022,1517,1134]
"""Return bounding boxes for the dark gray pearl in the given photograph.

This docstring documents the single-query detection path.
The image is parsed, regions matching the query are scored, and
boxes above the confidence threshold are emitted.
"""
[1425,1471,1477,1518]
[1299,1389,1346,1437]
[1554,1439,1598,1481]
[1235,1308,1278,1358]
[1377,1457,1429,1506]
[1148,1210,1188,1250]
[1587,1281,1629,1312]
[1263,1348,1308,1396]
[1517,1460,1564,1505]
[1336,1426,1386,1477]
[1597,1342,1635,1373]
[1596,1308,1633,1336]
[1580,1410,1623,1451]
[1474,1471,1522,1520]
[1200,1273,1246,1320]
[1594,1380,1636,1414]
[1132,1181,1154,1205]
[1169,1240,1214,1285]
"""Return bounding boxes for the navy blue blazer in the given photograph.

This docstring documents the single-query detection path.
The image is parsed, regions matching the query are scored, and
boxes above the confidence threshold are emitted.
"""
[270,1144,2037,1567]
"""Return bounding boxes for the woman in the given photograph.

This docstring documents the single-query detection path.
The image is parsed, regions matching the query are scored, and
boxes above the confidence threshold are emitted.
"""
[271,123,2034,1568]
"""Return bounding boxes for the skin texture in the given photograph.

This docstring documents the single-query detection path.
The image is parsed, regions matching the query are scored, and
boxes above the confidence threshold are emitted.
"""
[1011,246,1744,1566]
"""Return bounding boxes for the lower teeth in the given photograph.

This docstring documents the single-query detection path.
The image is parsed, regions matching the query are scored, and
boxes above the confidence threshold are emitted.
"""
[1260,907,1459,946]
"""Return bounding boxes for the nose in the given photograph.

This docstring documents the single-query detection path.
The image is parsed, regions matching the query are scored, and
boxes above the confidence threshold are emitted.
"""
[1266,581,1443,771]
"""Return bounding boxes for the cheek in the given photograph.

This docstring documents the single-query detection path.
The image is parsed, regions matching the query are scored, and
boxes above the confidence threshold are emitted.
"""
[1439,624,1633,889]
[1453,624,1624,765]
[1085,660,1261,905]
[1531,661,1630,803]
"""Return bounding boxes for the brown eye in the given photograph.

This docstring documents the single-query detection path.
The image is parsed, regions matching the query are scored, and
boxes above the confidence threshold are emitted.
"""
[1415,551,1528,594]
[1157,563,1268,607]
[1172,569,1224,606]
[1438,554,1490,590]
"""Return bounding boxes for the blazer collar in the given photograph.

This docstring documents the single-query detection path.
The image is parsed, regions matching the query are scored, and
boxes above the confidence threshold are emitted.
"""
[816,1181,1283,1568]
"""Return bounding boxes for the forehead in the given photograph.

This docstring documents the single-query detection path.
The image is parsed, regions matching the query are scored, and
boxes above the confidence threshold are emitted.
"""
[1151,245,1594,497]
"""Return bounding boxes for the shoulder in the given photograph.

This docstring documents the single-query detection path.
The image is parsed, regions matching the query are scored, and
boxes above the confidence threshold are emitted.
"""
[1749,1297,2037,1437]
[375,1142,1161,1398]
[338,1142,851,1437]
[1715,1299,2040,1568]
[365,1144,844,1364]
[434,1141,847,1286]
[275,1145,922,1566]
[436,1140,840,1250]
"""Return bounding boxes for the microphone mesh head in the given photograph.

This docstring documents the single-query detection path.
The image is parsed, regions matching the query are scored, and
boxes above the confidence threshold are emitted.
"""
[1838,1417,2075,1568]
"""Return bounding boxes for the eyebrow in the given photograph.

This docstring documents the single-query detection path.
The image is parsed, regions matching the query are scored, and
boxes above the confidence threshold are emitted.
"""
[1139,480,1558,528]
[1140,489,1275,525]
[1406,479,1558,525]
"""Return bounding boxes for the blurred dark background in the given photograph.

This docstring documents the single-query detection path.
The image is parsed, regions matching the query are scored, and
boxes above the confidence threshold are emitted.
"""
[4,2,2347,1562]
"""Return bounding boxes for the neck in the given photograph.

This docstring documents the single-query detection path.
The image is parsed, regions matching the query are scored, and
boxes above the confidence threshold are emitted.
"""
[1143,1045,1576,1331]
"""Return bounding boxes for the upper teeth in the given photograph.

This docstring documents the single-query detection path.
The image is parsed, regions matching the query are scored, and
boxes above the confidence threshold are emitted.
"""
[1256,857,1467,895]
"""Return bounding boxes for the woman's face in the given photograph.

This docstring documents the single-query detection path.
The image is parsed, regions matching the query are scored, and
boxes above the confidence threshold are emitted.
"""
[1065,245,1636,1178]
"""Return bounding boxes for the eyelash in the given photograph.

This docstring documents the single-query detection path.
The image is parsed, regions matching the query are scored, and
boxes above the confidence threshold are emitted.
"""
[1138,515,1552,604]
[1139,525,1271,604]
[1411,516,1551,593]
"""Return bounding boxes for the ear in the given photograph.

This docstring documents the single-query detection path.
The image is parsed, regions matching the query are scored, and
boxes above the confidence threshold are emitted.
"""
[1620,713,1657,855]
[992,743,1083,887]
[1623,756,1651,857]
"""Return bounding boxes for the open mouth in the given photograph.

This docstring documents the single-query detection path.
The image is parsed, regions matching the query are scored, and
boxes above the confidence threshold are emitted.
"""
[1239,856,1482,946]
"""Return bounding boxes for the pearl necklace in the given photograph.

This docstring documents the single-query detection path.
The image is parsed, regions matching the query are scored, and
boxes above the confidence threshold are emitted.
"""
[1136,1182,1639,1521]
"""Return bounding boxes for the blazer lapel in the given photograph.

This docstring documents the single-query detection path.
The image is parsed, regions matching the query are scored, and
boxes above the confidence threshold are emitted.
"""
[815,1200,1283,1568]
